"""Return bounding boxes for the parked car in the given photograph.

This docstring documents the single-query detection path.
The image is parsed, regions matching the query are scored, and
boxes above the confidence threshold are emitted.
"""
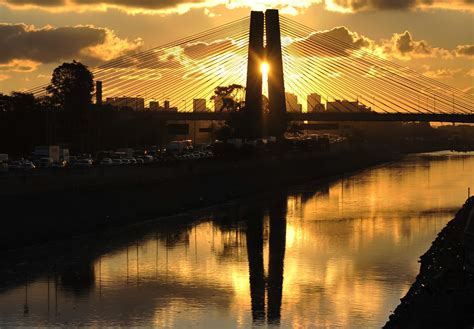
[112,158,123,165]
[9,160,23,170]
[100,158,113,166]
[38,157,54,168]
[22,161,36,170]
[51,161,67,169]
[73,159,93,168]
[143,155,154,163]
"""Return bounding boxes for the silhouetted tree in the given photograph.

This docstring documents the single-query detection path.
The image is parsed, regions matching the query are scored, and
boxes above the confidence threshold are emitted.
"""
[8,92,36,113]
[47,60,94,112]
[211,84,245,112]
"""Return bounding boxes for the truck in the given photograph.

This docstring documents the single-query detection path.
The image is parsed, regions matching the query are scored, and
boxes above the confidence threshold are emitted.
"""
[33,146,60,162]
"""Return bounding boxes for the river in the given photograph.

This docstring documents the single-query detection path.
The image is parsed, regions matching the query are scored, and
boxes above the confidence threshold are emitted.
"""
[1,151,473,328]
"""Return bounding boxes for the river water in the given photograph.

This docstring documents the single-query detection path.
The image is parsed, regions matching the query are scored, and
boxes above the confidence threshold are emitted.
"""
[1,151,473,328]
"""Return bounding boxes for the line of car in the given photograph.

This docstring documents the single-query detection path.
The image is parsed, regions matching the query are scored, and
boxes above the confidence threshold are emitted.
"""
[5,151,215,172]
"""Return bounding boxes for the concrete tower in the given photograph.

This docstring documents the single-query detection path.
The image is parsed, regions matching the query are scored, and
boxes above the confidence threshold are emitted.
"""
[245,11,265,138]
[265,9,287,138]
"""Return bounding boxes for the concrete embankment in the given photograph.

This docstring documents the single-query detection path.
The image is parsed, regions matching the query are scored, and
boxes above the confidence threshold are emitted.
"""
[0,150,398,250]
[384,197,474,329]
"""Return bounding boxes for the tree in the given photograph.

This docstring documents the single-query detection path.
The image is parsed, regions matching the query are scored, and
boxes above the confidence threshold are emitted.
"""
[210,84,245,112]
[47,60,94,112]
[9,92,36,113]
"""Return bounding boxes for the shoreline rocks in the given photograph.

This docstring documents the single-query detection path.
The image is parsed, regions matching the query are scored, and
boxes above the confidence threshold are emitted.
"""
[384,197,474,329]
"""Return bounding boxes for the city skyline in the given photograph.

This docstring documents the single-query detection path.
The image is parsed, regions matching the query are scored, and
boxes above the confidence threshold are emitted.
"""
[0,1,472,97]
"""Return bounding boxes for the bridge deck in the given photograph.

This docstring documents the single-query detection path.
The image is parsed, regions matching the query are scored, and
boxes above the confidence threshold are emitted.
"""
[148,111,474,123]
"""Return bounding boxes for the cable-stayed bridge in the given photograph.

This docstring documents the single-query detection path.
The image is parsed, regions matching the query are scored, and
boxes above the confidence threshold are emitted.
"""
[28,10,474,137]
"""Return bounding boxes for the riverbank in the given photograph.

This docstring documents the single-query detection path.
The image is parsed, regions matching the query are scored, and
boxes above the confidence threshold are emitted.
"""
[384,197,474,328]
[0,149,401,250]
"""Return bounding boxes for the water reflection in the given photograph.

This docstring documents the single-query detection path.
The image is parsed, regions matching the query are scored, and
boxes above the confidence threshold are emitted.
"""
[246,195,287,325]
[0,151,473,328]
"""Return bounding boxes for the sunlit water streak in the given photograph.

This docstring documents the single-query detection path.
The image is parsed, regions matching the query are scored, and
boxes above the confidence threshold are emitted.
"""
[1,151,473,328]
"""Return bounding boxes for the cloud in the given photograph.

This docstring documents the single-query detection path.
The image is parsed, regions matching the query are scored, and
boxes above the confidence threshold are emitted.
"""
[423,68,462,79]
[183,39,236,60]
[286,26,375,57]
[454,44,474,57]
[380,30,451,59]
[463,86,474,95]
[0,74,10,81]
[0,59,40,72]
[0,23,142,69]
[1,0,472,15]
[106,49,183,69]
[0,0,226,14]
[284,26,472,63]
[325,0,474,12]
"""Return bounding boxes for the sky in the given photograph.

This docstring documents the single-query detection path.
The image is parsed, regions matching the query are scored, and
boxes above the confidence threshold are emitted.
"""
[0,0,472,98]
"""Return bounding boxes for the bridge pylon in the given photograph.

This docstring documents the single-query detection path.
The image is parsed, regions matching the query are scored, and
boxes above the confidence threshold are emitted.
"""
[265,9,287,138]
[245,11,265,139]
[244,9,287,139]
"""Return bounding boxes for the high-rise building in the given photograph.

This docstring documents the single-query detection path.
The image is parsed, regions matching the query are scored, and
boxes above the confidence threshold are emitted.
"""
[193,99,207,112]
[327,100,360,112]
[149,101,160,110]
[164,100,170,110]
[307,93,324,112]
[105,97,144,110]
[285,92,300,112]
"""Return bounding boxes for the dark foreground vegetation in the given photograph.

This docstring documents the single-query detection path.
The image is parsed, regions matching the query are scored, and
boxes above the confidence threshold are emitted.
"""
[385,197,474,329]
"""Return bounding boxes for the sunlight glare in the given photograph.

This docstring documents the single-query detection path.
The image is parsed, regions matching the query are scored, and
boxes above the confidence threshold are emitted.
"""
[261,62,269,96]
[261,62,269,75]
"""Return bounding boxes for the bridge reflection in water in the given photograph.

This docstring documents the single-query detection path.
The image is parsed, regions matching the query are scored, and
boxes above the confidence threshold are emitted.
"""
[1,152,473,328]
[246,195,287,325]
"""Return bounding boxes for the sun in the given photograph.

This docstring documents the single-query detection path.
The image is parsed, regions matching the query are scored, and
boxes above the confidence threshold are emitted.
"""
[261,62,269,75]
[261,62,269,96]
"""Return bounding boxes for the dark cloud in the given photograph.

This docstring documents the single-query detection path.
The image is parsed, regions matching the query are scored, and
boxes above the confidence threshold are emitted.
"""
[327,0,473,11]
[1,0,472,13]
[73,0,201,10]
[0,23,142,68]
[4,0,65,6]
[0,23,106,63]
[454,44,474,57]
[2,0,208,11]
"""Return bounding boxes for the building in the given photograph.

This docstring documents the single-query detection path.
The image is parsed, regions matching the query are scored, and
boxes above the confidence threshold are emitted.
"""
[327,100,372,113]
[193,99,207,112]
[167,120,218,144]
[285,92,301,112]
[307,93,325,112]
[214,96,224,112]
[149,101,160,110]
[105,97,145,111]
